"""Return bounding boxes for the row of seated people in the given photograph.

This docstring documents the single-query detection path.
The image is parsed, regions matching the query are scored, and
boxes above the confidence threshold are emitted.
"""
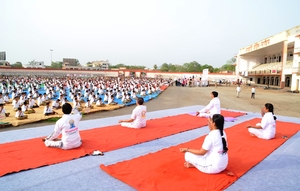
[0,94,130,121]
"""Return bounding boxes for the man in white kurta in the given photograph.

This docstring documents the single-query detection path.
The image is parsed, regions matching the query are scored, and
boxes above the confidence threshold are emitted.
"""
[196,91,220,118]
[43,103,82,150]
[119,97,147,128]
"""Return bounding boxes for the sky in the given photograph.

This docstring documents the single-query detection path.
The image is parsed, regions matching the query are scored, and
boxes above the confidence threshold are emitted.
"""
[0,0,299,68]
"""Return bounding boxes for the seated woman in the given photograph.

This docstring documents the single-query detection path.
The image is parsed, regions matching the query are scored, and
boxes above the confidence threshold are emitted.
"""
[179,114,228,174]
[15,107,28,120]
[246,103,276,140]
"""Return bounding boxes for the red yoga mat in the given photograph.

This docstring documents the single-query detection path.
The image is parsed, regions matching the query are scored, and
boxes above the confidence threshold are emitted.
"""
[0,111,245,177]
[100,119,300,191]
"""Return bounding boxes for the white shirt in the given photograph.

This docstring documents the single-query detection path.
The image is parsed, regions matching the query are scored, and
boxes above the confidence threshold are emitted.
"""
[131,105,147,128]
[202,129,228,173]
[44,106,53,114]
[47,113,82,150]
[200,97,221,116]
[260,112,276,139]
[12,100,21,109]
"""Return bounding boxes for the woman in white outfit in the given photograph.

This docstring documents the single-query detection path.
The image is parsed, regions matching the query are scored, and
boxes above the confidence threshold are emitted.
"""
[180,114,228,174]
[246,103,276,140]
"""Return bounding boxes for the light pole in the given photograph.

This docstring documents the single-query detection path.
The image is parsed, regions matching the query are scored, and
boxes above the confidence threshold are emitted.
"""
[50,49,53,66]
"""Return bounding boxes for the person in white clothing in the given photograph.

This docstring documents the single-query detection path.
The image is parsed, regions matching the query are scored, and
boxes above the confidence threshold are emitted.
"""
[119,97,147,128]
[196,91,220,118]
[180,114,228,174]
[246,103,276,140]
[44,102,57,116]
[42,103,82,150]
[251,86,256,99]
[236,85,241,98]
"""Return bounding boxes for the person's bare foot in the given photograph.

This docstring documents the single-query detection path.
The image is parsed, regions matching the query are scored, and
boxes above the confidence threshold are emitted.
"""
[184,162,195,168]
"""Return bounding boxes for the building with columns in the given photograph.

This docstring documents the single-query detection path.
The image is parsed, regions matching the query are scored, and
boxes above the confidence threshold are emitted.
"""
[236,25,300,91]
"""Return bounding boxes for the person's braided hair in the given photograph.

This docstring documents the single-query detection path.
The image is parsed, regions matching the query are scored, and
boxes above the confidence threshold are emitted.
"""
[212,114,228,154]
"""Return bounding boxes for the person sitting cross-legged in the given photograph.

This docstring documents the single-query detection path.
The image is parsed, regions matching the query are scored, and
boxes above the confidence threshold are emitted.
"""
[42,103,82,150]
[196,91,220,118]
[179,114,228,174]
[44,102,58,116]
[119,97,147,129]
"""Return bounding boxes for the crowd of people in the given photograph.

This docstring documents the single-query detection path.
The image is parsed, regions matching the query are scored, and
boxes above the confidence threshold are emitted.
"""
[0,75,169,120]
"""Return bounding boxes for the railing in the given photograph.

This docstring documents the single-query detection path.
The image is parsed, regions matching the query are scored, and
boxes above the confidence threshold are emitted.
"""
[292,67,300,74]
[247,70,281,75]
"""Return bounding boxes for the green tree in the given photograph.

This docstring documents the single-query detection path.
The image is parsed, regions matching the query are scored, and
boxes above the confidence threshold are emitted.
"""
[111,63,126,69]
[153,64,158,70]
[221,57,236,72]
[202,64,214,73]
[11,61,23,68]
[168,64,177,72]
[75,59,81,66]
[51,61,63,69]
[160,63,169,72]
[182,61,202,72]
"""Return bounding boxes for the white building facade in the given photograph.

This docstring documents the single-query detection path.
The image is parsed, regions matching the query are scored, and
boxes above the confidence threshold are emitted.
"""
[236,25,300,91]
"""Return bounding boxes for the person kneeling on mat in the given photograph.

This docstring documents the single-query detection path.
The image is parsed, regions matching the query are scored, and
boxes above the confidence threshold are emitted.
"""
[42,103,82,150]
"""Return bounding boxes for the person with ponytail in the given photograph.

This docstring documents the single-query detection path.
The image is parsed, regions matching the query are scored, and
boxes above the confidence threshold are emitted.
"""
[179,114,228,174]
[246,103,276,140]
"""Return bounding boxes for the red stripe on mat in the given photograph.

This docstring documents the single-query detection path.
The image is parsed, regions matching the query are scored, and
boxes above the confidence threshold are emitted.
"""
[100,119,300,191]
[0,111,245,177]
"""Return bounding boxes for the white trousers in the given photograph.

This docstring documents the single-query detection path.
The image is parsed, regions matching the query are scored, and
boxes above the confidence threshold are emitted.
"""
[185,152,226,174]
[120,122,142,129]
[248,123,274,140]
[45,140,82,150]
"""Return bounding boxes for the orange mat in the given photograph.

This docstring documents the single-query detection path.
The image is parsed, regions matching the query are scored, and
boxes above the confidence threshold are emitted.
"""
[100,119,300,191]
[0,110,245,177]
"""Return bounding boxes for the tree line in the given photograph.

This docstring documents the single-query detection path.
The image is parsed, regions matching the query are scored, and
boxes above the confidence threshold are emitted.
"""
[9,58,236,72]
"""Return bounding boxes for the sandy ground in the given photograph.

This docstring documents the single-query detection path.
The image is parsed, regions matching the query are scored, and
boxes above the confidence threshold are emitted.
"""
[1,85,299,132]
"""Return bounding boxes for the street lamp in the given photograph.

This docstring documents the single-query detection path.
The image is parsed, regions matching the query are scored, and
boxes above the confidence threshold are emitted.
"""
[50,49,53,66]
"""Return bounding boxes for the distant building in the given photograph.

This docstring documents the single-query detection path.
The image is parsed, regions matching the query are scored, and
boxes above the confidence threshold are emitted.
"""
[63,58,78,66]
[62,58,81,69]
[23,61,45,68]
[236,25,300,91]
[0,60,10,68]
[89,60,110,70]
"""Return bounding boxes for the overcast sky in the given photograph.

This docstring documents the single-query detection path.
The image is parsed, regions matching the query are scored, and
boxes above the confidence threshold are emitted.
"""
[0,0,299,68]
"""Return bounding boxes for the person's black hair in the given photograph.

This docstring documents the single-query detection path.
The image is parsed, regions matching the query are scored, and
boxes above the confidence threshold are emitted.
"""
[212,114,228,154]
[62,103,72,114]
[265,103,277,120]
[137,97,144,105]
[212,91,218,97]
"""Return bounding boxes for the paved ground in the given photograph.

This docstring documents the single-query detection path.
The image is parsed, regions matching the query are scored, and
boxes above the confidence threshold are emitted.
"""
[1,85,299,132]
